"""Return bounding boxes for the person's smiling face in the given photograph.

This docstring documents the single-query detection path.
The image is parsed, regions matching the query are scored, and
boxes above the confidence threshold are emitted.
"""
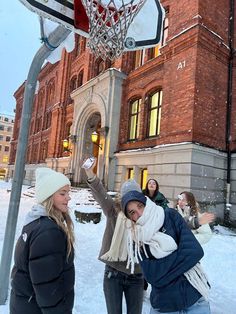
[126,201,145,222]
[52,185,71,213]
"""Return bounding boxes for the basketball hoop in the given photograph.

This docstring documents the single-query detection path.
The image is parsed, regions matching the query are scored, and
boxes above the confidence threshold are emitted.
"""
[81,0,147,60]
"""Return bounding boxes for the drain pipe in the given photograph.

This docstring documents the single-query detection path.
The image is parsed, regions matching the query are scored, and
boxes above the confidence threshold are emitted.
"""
[225,0,235,222]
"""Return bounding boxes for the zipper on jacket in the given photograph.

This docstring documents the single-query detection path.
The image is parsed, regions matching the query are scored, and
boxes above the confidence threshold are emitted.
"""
[28,294,33,303]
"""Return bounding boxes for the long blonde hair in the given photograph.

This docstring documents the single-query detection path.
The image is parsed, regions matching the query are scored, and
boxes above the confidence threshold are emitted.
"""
[42,197,75,258]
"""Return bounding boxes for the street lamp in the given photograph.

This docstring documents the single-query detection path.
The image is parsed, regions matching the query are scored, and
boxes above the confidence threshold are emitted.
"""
[91,131,102,149]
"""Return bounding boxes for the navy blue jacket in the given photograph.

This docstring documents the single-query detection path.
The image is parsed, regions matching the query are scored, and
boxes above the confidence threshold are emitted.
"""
[140,208,204,312]
[10,216,75,314]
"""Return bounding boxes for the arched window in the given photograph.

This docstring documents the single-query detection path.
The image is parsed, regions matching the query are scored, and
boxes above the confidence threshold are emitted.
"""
[46,81,55,104]
[40,141,48,161]
[96,59,105,76]
[128,98,141,140]
[78,70,84,87]
[76,35,87,55]
[70,76,77,92]
[37,89,45,110]
[43,111,52,130]
[147,90,163,137]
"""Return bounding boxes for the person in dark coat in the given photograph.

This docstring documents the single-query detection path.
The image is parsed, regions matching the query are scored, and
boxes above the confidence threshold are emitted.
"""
[120,179,211,314]
[10,167,75,314]
[143,178,169,209]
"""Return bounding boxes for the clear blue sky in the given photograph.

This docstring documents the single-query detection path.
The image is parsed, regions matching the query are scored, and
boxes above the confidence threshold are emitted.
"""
[0,1,41,115]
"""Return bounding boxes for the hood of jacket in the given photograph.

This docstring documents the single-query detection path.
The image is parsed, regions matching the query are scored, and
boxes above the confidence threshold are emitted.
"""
[24,204,48,226]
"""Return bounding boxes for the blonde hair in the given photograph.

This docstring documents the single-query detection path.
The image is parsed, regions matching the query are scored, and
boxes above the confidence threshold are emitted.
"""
[42,197,75,258]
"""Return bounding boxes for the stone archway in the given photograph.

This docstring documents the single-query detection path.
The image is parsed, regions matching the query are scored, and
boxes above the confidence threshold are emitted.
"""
[70,68,127,189]
[79,112,101,184]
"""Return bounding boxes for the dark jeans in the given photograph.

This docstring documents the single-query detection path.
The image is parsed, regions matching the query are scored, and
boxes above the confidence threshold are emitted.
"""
[103,265,144,314]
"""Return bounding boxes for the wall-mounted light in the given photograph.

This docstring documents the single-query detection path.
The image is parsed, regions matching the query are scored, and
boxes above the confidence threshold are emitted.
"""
[62,134,77,153]
[62,138,69,151]
[63,139,71,152]
[91,131,102,149]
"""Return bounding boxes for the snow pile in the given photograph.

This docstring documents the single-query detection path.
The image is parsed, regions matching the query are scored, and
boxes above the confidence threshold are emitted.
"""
[0,180,235,313]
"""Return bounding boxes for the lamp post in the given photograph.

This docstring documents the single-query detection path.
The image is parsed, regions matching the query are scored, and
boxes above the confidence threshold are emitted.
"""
[0,25,71,304]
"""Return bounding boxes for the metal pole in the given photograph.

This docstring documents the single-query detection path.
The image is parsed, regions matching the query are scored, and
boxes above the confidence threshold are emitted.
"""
[0,25,71,304]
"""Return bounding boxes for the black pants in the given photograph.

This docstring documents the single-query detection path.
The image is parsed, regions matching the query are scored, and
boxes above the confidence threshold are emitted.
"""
[103,265,144,314]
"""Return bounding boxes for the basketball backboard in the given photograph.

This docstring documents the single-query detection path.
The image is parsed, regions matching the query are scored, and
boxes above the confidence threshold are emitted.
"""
[19,0,89,37]
[19,0,165,53]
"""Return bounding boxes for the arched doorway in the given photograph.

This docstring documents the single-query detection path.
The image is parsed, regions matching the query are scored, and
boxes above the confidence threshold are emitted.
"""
[79,112,102,184]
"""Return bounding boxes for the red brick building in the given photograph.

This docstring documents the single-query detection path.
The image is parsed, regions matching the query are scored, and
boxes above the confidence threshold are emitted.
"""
[9,0,236,224]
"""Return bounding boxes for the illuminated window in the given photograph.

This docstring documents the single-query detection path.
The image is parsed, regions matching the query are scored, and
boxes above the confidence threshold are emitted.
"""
[134,49,145,68]
[150,45,160,59]
[3,156,8,163]
[147,90,162,137]
[140,168,148,190]
[127,168,134,179]
[128,99,141,140]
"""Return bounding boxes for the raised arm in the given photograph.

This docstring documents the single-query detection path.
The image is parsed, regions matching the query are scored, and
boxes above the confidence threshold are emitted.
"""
[82,158,116,217]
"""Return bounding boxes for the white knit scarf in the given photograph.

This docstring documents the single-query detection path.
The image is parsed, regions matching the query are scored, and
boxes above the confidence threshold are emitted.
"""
[101,197,210,300]
[100,211,132,262]
[126,197,177,272]
[129,198,210,299]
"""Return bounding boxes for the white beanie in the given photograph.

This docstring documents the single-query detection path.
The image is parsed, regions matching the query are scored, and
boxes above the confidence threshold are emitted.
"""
[35,167,71,203]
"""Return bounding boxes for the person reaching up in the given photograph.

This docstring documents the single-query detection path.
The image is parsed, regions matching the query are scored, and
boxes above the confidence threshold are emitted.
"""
[81,157,144,314]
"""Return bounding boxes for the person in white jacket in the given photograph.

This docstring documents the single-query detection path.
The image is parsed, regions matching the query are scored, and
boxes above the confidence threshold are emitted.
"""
[176,191,215,245]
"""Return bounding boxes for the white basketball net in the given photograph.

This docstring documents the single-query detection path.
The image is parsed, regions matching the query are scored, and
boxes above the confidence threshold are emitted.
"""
[81,0,146,60]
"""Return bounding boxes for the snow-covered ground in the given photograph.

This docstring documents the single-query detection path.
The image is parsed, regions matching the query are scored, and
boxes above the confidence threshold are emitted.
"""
[0,180,236,314]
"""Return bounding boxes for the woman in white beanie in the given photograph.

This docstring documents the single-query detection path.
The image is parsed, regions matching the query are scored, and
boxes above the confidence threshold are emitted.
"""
[120,179,211,314]
[81,158,144,314]
[10,167,75,314]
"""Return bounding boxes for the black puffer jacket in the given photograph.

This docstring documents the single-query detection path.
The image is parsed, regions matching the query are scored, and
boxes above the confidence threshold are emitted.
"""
[10,207,74,314]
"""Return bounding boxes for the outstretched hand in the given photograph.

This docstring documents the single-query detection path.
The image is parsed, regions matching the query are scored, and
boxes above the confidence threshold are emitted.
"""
[80,157,97,179]
[199,212,215,225]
